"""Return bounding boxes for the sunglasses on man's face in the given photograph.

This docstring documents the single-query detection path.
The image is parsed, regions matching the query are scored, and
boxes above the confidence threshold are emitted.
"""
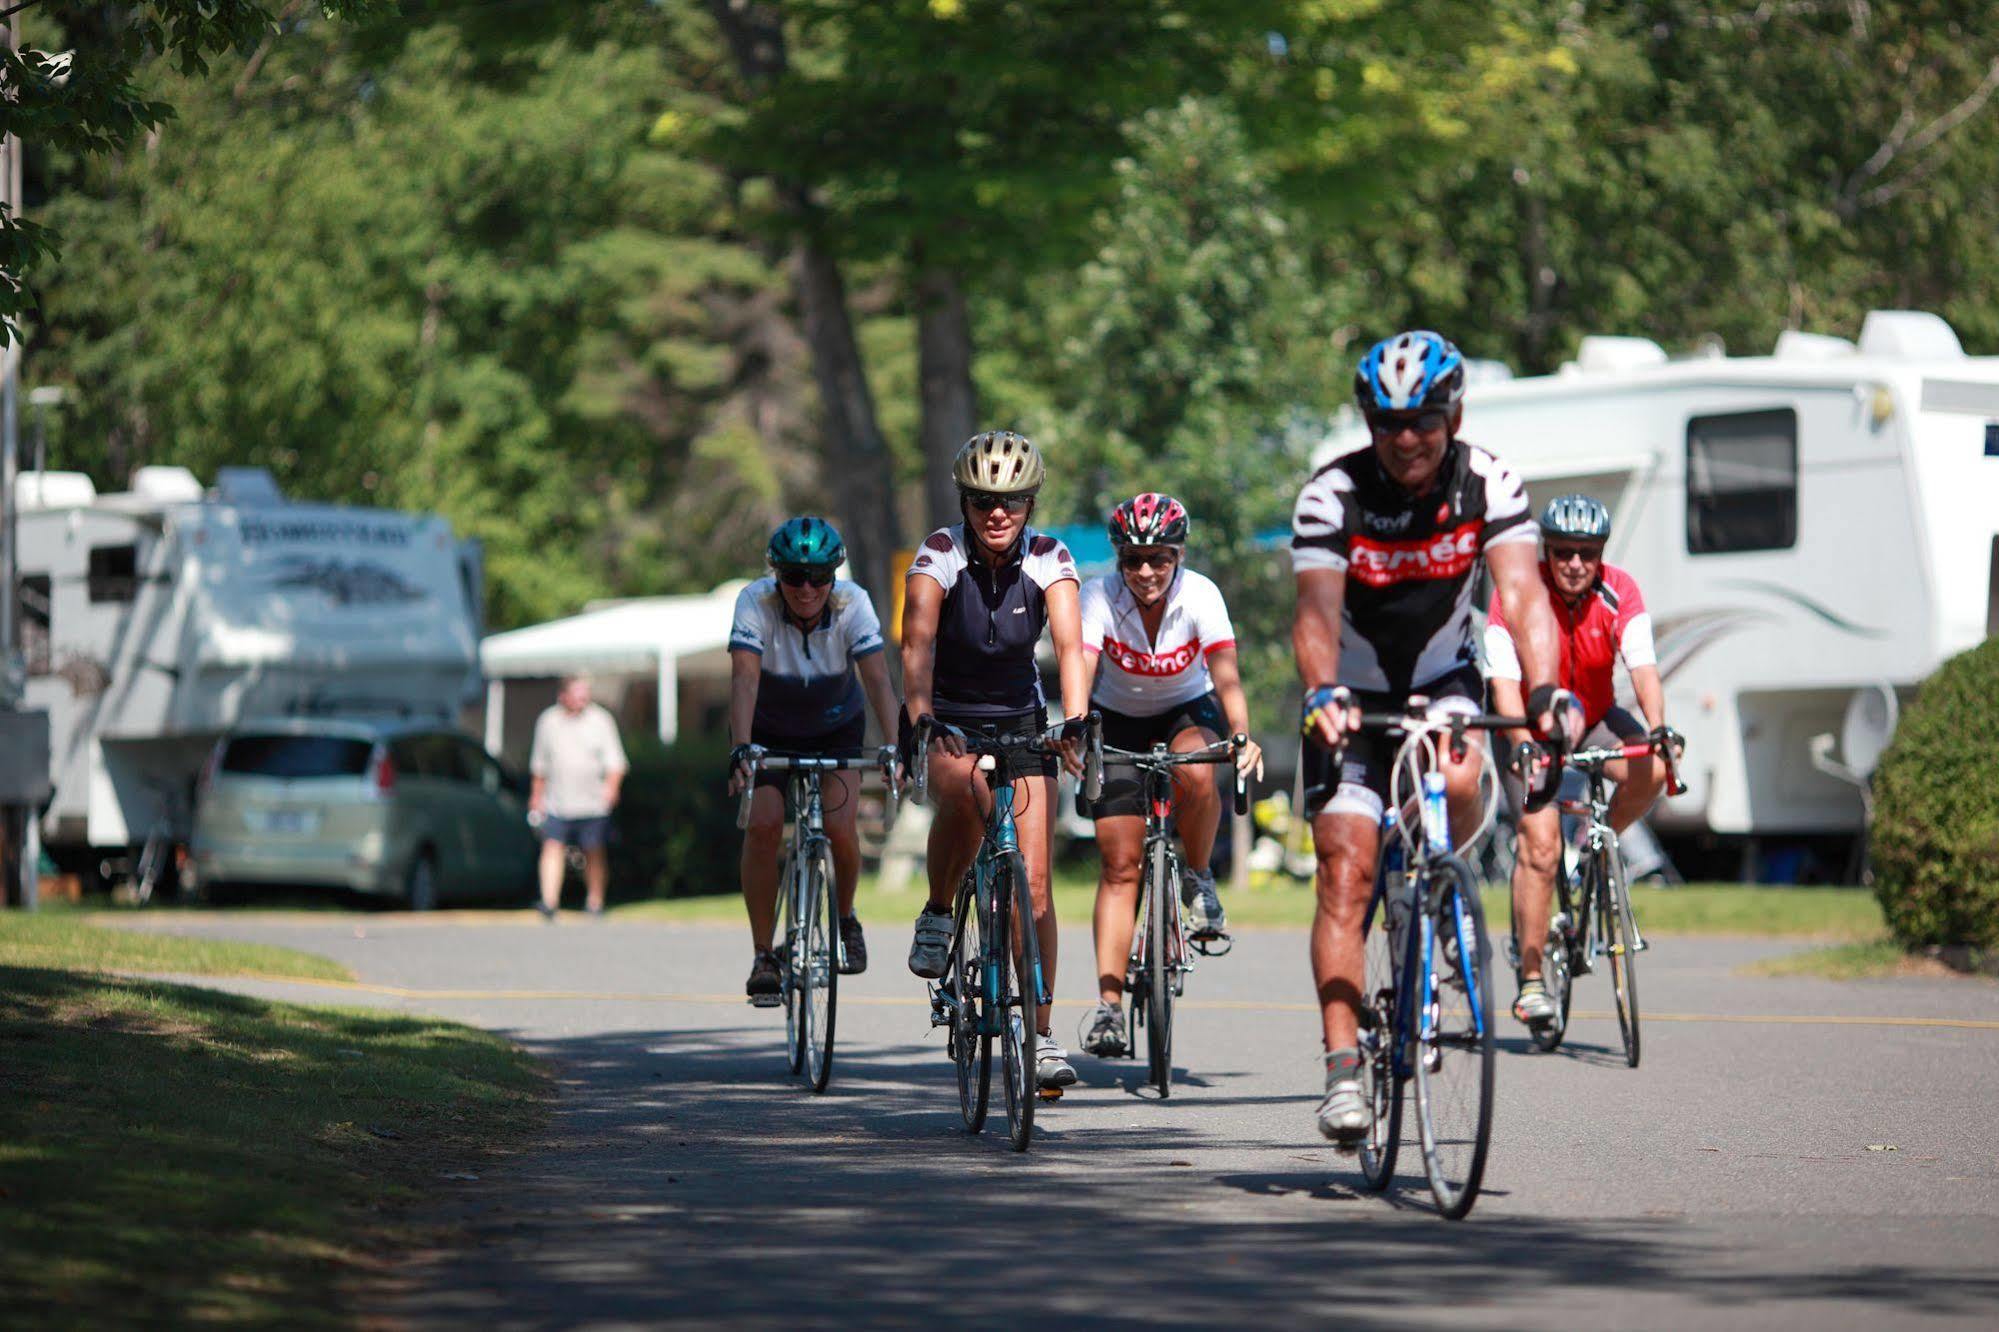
[1366,408,1451,437]
[963,490,1032,515]
[1546,545,1602,566]
[777,566,835,588]
[1118,548,1179,572]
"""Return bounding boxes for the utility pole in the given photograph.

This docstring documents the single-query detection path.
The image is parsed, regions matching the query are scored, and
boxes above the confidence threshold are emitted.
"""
[0,10,50,909]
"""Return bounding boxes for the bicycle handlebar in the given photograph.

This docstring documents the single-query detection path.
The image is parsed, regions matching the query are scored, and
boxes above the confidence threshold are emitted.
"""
[909,712,1103,808]
[1569,734,1688,797]
[1098,732,1253,817]
[733,745,899,829]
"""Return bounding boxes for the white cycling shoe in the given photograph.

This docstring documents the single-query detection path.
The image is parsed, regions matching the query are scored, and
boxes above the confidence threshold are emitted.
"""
[1036,1035,1079,1088]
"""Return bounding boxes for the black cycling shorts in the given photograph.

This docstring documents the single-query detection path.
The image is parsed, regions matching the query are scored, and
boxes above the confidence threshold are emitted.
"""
[1498,706,1645,816]
[1301,665,1484,823]
[750,713,867,795]
[932,705,1059,781]
[1081,692,1227,820]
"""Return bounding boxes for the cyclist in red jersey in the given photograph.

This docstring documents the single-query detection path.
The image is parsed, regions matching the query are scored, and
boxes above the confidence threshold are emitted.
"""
[1483,493,1675,1028]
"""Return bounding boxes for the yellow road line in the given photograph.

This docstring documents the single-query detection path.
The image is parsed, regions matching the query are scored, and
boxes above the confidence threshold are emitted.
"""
[184,972,1999,1030]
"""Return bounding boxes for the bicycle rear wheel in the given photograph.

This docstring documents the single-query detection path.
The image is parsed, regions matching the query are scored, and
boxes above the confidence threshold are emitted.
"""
[950,879,991,1132]
[1599,844,1642,1068]
[996,850,1038,1152]
[1413,855,1495,1219]
[1145,838,1176,1098]
[1357,881,1404,1191]
[801,841,838,1092]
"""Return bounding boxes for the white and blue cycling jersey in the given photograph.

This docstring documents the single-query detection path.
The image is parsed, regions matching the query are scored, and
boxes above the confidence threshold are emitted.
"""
[728,577,885,739]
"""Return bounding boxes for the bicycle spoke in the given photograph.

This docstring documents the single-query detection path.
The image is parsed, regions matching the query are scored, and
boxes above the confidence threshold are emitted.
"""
[803,843,838,1092]
[1357,881,1404,1191]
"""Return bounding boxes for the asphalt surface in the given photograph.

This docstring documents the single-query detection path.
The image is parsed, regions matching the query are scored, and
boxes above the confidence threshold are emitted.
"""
[129,909,1999,1330]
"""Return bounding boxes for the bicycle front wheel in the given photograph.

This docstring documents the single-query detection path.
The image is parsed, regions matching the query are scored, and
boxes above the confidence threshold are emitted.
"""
[1357,881,1404,1192]
[1532,875,1574,1053]
[801,841,838,1092]
[996,850,1038,1152]
[1145,839,1176,1098]
[1413,855,1496,1220]
[950,878,991,1132]
[1599,843,1642,1068]
[779,854,804,1076]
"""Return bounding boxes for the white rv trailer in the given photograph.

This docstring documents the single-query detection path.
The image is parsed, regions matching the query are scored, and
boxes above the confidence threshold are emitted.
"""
[15,465,483,863]
[1317,310,1999,837]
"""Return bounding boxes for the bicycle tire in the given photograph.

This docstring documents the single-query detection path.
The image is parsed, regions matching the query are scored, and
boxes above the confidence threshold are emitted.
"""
[779,853,805,1076]
[1357,877,1404,1191]
[1413,854,1495,1220]
[1600,842,1642,1068]
[802,840,838,1093]
[996,850,1038,1152]
[951,878,991,1132]
[1146,837,1175,1097]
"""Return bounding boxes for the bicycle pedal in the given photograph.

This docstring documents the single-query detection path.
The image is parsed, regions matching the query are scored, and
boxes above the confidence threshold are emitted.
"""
[747,993,782,1009]
[1037,1085,1064,1101]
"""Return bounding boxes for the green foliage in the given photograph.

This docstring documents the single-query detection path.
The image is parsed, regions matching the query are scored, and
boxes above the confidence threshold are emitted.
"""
[31,4,814,626]
[609,734,739,900]
[1,2,387,338]
[1871,638,1999,951]
[988,98,1339,721]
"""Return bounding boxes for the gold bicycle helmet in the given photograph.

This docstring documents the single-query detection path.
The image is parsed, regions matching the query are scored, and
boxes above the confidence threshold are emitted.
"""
[951,430,1045,494]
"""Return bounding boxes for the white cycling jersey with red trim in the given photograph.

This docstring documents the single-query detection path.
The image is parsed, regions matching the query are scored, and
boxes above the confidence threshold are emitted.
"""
[1291,437,1535,695]
[1080,567,1236,716]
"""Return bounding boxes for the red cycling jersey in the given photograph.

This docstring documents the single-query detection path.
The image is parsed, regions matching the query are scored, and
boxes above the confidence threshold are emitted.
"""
[1483,563,1657,728]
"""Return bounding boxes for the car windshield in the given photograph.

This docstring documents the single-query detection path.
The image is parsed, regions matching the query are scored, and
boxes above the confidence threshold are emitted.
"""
[220,735,374,779]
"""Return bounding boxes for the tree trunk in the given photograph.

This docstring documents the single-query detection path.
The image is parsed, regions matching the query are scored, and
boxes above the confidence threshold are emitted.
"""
[790,230,901,601]
[914,257,977,532]
[705,0,902,603]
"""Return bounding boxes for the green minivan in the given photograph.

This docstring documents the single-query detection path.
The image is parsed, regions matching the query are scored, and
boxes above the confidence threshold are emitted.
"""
[188,717,537,909]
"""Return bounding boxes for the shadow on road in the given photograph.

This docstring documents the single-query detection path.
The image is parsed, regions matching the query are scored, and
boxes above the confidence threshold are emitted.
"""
[386,1021,1999,1329]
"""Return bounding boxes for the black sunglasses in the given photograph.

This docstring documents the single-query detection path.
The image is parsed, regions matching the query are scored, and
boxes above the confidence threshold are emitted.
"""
[1118,548,1179,572]
[1546,545,1602,566]
[1366,407,1450,436]
[777,565,835,588]
[962,489,1033,515]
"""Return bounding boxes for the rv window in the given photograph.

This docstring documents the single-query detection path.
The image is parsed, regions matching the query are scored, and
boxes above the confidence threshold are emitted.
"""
[1987,536,1999,640]
[20,573,51,676]
[220,735,374,779]
[87,544,139,602]
[1686,409,1797,554]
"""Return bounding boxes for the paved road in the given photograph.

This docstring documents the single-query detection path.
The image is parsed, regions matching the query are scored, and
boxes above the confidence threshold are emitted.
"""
[133,911,1999,1329]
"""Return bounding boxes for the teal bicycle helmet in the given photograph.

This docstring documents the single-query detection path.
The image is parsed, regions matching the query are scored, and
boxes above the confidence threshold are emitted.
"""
[767,516,846,568]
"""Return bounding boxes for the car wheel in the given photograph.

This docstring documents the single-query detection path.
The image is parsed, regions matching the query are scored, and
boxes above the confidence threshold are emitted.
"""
[405,851,439,912]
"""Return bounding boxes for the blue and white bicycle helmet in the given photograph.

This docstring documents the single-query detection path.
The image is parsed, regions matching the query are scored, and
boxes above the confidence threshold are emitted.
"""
[1354,330,1467,414]
[1538,494,1612,544]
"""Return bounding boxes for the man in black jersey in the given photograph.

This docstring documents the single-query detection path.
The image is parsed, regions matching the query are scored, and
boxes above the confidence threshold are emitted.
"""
[1291,330,1579,1146]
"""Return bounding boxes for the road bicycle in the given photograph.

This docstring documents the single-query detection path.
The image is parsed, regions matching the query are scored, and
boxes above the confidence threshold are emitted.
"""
[914,713,1100,1152]
[1513,732,1685,1067]
[736,746,898,1093]
[1350,699,1520,1219]
[1094,733,1249,1098]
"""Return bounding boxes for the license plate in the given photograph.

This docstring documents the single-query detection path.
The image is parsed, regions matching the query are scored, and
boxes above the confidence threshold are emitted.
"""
[247,808,321,836]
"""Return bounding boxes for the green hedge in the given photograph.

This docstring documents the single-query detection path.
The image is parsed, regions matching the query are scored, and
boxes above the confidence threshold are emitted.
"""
[1870,637,1999,951]
[608,735,739,900]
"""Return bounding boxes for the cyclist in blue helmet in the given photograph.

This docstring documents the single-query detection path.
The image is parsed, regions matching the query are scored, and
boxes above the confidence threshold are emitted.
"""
[728,517,902,1003]
[1291,329,1581,1145]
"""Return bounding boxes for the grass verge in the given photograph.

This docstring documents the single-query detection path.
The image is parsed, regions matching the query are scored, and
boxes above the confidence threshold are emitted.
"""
[614,870,1886,939]
[0,911,353,981]
[0,953,546,1328]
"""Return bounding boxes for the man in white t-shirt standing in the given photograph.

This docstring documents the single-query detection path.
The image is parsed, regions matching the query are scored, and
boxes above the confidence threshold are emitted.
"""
[529,675,629,919]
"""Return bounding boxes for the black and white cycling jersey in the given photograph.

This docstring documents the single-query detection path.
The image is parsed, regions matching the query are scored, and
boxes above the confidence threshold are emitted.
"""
[908,524,1078,717]
[1290,437,1535,695]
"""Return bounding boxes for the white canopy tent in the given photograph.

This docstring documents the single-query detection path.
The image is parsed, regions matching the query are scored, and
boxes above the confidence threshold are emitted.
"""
[479,580,748,753]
